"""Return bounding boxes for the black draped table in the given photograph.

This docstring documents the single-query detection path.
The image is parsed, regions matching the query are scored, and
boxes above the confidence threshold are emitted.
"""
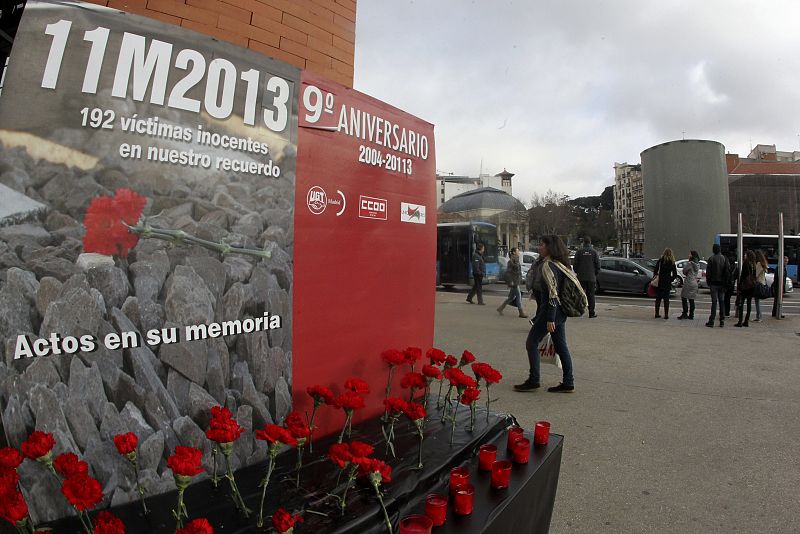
[38,404,562,533]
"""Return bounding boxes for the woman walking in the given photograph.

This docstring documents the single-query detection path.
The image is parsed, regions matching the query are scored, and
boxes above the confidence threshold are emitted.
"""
[653,248,678,319]
[514,235,575,393]
[678,250,700,320]
[753,250,768,322]
[735,250,757,327]
[497,248,528,318]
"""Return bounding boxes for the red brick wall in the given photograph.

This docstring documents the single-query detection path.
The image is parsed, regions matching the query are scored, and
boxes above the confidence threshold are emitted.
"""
[85,0,357,86]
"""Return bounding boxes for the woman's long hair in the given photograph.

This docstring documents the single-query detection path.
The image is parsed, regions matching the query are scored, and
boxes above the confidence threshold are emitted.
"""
[540,235,570,266]
[690,250,700,262]
[755,250,768,270]
[745,249,756,269]
[661,248,675,264]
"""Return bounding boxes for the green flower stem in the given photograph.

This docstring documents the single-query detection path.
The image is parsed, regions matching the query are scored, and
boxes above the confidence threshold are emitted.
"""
[423,383,430,410]
[295,442,305,488]
[436,378,445,409]
[211,446,220,489]
[132,457,149,515]
[75,510,92,534]
[468,402,476,432]
[223,450,251,517]
[338,411,353,443]
[308,404,320,453]
[441,384,455,423]
[256,447,278,528]
[339,465,358,516]
[415,419,425,469]
[173,486,189,529]
[371,479,393,534]
[381,366,395,422]
[383,415,398,457]
[128,224,272,259]
[486,384,492,423]
[450,392,461,445]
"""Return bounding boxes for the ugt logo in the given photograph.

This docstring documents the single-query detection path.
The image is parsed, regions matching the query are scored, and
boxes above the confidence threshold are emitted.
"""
[307,186,327,215]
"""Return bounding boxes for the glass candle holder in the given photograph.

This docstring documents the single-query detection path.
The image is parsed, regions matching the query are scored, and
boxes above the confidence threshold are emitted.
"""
[424,493,448,527]
[399,515,433,534]
[512,437,530,464]
[478,444,497,471]
[507,426,524,451]
[453,484,475,516]
[534,421,551,446]
[450,466,470,496]
[491,460,512,489]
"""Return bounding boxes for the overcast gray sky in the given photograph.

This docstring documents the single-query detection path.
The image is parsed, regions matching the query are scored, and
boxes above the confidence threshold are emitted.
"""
[353,0,800,203]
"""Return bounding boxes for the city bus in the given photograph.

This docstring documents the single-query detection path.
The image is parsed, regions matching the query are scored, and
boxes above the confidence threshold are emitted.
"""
[715,234,799,282]
[436,222,500,288]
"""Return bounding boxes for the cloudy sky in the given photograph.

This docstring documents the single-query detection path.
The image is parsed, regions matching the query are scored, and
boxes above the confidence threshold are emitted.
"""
[353,0,800,203]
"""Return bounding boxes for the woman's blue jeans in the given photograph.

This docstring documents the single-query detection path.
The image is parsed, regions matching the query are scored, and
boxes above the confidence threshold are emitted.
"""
[524,317,574,386]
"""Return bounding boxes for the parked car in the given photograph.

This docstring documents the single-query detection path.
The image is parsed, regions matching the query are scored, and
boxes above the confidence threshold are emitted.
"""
[765,271,794,293]
[597,257,678,295]
[675,259,708,289]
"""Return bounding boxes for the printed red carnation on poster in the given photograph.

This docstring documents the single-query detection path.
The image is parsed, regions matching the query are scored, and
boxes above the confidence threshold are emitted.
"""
[83,188,146,258]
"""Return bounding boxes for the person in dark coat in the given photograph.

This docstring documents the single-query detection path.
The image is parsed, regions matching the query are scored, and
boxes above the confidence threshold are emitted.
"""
[771,255,789,319]
[705,243,730,327]
[497,247,527,317]
[466,243,485,305]
[724,255,738,319]
[735,250,757,327]
[572,237,600,318]
[653,248,678,319]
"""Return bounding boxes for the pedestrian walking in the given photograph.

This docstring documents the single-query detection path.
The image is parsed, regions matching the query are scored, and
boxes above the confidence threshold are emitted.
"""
[653,248,678,319]
[772,255,789,319]
[678,250,700,320]
[514,235,576,393]
[466,243,485,305]
[724,254,738,318]
[705,244,731,327]
[573,236,600,318]
[497,247,528,318]
[735,250,757,327]
[753,250,768,322]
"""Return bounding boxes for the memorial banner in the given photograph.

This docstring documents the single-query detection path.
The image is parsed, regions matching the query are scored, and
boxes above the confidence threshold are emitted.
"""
[0,0,297,522]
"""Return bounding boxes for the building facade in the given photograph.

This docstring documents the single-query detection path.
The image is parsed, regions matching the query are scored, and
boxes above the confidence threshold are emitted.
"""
[613,162,644,255]
[83,0,357,87]
[437,169,515,207]
[438,187,529,250]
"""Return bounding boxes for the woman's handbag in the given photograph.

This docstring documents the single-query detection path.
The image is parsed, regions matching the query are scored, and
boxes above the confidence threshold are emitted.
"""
[649,275,660,288]
[756,282,771,300]
[740,273,756,292]
[537,334,562,368]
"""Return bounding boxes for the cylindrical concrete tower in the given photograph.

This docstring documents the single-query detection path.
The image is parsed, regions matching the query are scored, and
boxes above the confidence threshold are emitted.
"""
[641,140,731,259]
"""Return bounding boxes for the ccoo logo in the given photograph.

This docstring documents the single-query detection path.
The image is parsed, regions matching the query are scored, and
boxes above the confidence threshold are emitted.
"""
[307,186,327,215]
[359,195,388,220]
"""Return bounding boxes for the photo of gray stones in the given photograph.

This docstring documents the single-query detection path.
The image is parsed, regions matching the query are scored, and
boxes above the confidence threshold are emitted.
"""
[0,112,295,526]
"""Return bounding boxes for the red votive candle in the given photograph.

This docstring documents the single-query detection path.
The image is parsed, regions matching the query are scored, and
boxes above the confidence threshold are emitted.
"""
[491,460,512,489]
[512,437,530,464]
[449,467,470,496]
[453,484,475,515]
[399,515,433,534]
[478,444,497,471]
[534,421,551,446]
[424,493,448,527]
[507,426,524,450]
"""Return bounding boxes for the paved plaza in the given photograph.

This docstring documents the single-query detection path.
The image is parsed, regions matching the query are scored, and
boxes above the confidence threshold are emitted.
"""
[434,288,800,533]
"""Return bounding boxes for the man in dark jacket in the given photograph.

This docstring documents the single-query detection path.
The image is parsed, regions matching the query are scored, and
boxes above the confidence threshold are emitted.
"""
[705,244,729,327]
[466,243,485,305]
[572,237,600,317]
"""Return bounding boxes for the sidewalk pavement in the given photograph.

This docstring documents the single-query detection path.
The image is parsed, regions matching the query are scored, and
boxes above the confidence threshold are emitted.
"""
[434,290,800,533]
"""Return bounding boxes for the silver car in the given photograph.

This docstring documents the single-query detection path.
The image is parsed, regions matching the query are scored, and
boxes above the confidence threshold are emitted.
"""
[597,257,677,295]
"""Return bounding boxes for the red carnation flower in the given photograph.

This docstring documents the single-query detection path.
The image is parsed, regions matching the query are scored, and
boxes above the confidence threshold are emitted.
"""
[0,469,20,496]
[21,431,55,460]
[113,432,139,456]
[54,453,89,478]
[460,350,476,366]
[83,188,147,258]
[344,378,370,395]
[61,473,103,511]
[383,397,407,415]
[284,411,310,442]
[272,507,303,533]
[307,385,336,406]
[381,349,405,367]
[444,368,477,389]
[0,489,28,525]
[255,424,296,446]
[356,457,392,483]
[175,518,214,534]
[426,348,447,366]
[0,448,23,470]
[205,407,244,445]
[460,387,481,405]
[348,440,374,459]
[402,402,426,421]
[93,510,125,534]
[403,347,422,366]
[167,446,203,478]
[336,391,365,411]
[421,364,442,380]
[327,443,353,469]
[400,372,426,391]
[444,355,458,368]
